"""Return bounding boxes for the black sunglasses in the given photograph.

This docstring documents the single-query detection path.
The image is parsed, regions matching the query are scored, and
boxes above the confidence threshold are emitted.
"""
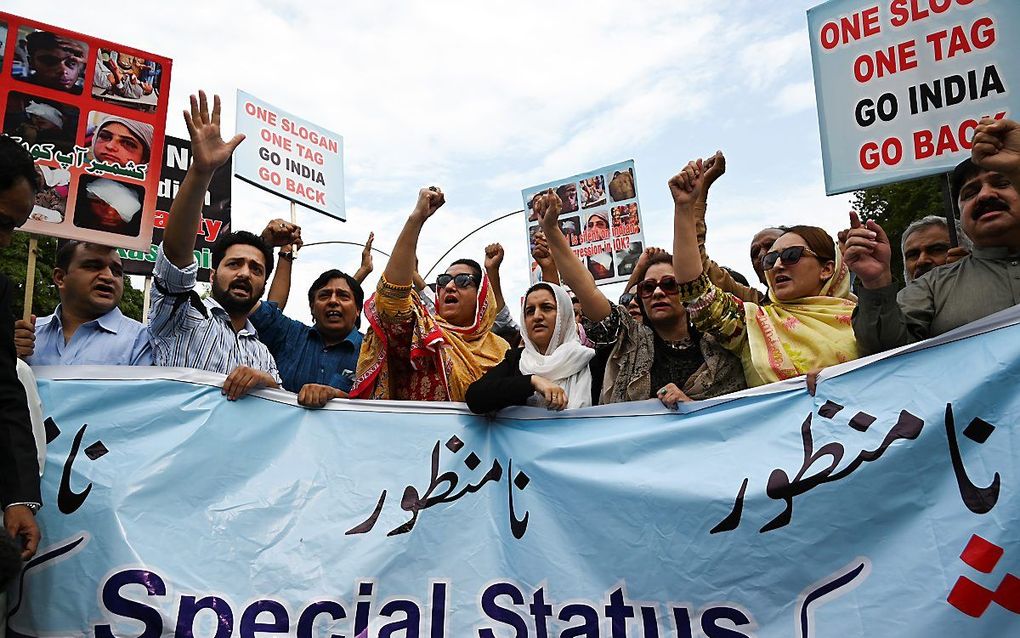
[637,276,680,298]
[762,246,819,271]
[436,273,479,289]
[618,292,636,306]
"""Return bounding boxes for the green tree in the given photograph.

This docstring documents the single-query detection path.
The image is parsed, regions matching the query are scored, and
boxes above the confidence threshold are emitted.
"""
[851,174,949,284]
[0,233,145,321]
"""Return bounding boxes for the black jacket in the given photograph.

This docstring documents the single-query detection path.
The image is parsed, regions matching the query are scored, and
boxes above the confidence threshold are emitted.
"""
[0,274,41,507]
[465,347,599,414]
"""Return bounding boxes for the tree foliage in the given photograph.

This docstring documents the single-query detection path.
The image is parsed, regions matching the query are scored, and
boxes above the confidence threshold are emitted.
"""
[0,233,145,321]
[851,174,949,284]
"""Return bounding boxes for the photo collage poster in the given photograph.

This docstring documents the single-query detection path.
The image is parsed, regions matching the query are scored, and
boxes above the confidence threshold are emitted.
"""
[0,11,172,250]
[522,160,644,286]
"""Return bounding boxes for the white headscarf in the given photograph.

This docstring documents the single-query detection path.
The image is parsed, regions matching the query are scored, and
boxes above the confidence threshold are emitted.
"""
[93,114,154,161]
[519,282,595,409]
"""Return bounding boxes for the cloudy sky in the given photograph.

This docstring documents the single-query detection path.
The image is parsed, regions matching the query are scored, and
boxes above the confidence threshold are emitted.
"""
[12,0,852,323]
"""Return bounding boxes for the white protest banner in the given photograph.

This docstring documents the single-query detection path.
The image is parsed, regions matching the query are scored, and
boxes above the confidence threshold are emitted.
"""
[522,160,645,286]
[233,89,345,220]
[808,0,1020,194]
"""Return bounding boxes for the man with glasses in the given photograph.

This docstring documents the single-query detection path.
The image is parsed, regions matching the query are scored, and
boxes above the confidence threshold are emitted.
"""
[21,31,86,94]
[847,117,1020,354]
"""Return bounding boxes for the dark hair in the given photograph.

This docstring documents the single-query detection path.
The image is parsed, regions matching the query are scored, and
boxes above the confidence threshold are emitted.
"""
[211,231,274,277]
[26,31,61,55]
[308,269,364,310]
[779,226,836,262]
[55,240,117,271]
[950,158,982,204]
[449,258,482,280]
[0,135,40,194]
[722,266,750,287]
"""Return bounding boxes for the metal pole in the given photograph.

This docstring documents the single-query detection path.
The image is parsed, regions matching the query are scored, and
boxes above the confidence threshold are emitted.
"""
[141,277,152,324]
[940,172,960,248]
[423,209,524,280]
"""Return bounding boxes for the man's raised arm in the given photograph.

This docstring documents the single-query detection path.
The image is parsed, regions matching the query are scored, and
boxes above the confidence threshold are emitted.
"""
[165,91,244,268]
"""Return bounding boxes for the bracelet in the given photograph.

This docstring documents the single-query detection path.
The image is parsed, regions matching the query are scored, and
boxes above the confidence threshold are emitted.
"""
[279,251,295,262]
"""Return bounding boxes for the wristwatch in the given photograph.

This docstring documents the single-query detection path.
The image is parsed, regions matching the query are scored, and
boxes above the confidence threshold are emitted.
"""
[279,251,295,262]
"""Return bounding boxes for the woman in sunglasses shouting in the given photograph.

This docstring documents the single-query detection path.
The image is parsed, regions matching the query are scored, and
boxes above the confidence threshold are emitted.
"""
[670,158,858,387]
[532,191,745,409]
[350,187,510,402]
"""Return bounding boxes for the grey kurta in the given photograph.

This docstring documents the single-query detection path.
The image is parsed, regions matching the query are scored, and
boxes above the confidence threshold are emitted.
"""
[853,246,1020,355]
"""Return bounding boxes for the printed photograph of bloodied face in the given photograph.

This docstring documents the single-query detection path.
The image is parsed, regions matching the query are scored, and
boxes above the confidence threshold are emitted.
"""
[611,202,640,236]
[93,50,163,112]
[607,167,636,202]
[11,28,88,94]
[555,182,579,214]
[616,241,643,277]
[31,165,71,224]
[579,175,606,209]
[2,92,80,154]
[86,112,154,168]
[72,176,145,237]
[587,251,614,281]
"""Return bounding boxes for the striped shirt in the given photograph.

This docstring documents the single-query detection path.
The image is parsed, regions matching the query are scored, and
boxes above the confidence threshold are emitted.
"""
[148,245,281,382]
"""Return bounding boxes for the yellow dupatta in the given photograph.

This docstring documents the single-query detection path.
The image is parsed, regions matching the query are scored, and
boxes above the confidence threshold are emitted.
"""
[351,274,509,402]
[741,252,858,386]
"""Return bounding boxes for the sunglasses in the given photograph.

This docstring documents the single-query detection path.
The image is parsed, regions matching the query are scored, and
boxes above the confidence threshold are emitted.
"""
[762,246,819,271]
[637,276,680,298]
[618,292,636,306]
[436,273,479,289]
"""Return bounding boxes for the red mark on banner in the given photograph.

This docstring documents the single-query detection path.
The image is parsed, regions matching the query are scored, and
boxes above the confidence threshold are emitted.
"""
[244,101,278,126]
[947,534,1020,618]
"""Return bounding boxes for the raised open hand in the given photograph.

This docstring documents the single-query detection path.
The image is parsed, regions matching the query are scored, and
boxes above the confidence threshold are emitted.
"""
[361,232,375,271]
[184,91,245,174]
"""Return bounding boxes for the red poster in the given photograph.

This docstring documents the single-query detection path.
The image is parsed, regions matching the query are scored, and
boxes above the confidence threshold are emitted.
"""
[0,12,172,249]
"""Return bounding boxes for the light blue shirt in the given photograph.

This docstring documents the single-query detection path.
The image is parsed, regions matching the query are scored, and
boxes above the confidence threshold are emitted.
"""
[28,306,152,366]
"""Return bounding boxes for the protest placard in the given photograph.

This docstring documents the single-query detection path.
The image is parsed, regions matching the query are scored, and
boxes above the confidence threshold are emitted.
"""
[0,11,172,249]
[522,160,644,286]
[117,135,231,278]
[233,89,345,220]
[808,0,1020,194]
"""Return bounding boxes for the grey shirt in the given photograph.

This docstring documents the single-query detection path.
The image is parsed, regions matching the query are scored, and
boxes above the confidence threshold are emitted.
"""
[853,246,1020,355]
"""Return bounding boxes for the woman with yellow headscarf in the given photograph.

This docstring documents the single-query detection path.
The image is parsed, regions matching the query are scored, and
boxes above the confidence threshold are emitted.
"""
[669,157,858,387]
[350,187,509,401]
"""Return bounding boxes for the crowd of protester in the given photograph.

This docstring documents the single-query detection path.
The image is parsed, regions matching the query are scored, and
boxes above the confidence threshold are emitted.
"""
[1,90,1019,569]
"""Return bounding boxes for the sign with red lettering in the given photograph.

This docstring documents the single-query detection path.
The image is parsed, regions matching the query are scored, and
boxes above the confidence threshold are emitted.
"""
[522,160,645,287]
[0,11,172,249]
[233,89,345,220]
[808,0,1019,194]
[117,135,231,278]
